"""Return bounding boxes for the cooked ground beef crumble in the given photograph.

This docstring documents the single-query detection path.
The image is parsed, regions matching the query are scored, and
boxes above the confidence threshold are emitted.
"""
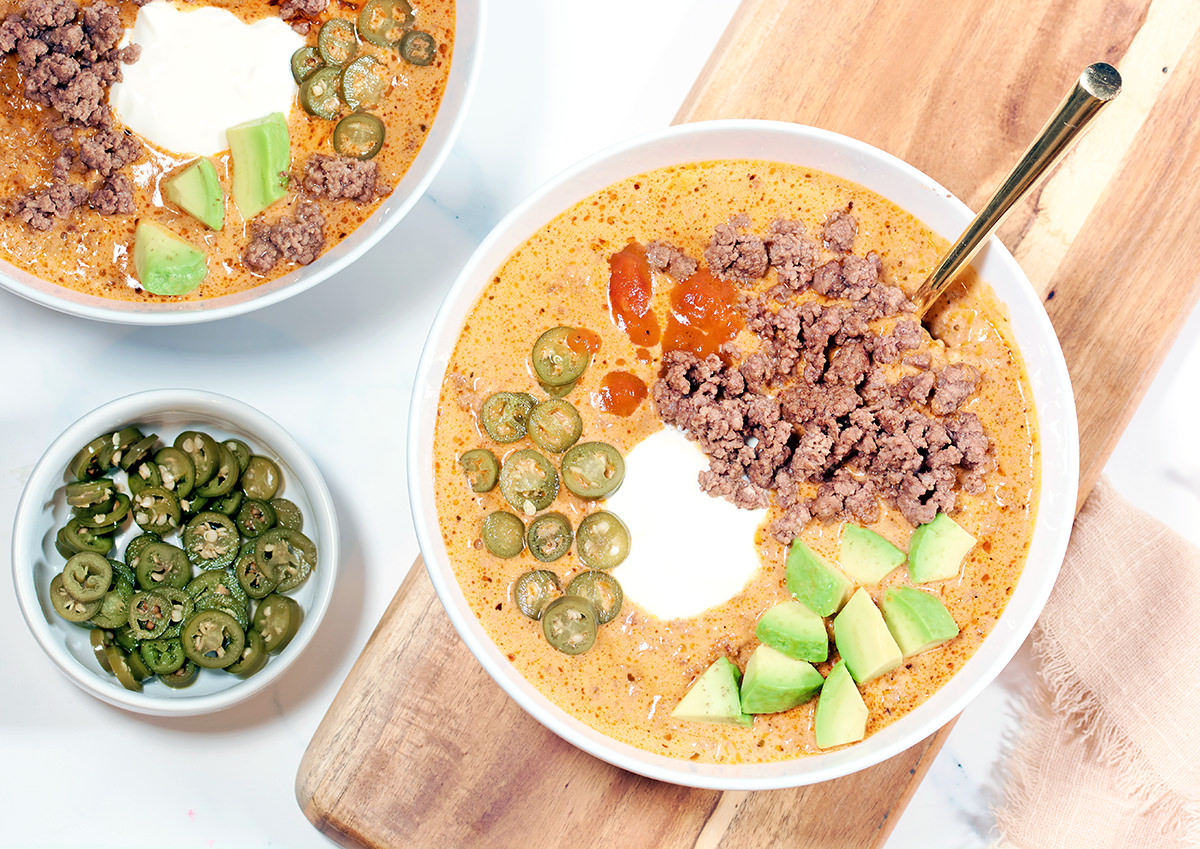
[653,212,994,539]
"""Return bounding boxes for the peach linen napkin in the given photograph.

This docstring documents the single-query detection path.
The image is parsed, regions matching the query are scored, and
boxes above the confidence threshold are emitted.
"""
[994,477,1200,848]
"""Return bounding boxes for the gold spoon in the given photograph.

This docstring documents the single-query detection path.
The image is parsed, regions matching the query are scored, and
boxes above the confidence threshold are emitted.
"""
[911,62,1122,316]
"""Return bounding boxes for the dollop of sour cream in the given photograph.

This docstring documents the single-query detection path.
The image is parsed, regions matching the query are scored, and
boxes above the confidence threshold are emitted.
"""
[109,1,303,156]
[608,428,766,620]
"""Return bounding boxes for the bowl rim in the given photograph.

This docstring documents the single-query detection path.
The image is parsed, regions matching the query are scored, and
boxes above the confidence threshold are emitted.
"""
[0,0,486,326]
[407,118,1080,789]
[11,388,341,716]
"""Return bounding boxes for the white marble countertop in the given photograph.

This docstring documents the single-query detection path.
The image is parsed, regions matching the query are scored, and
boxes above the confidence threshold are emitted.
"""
[3,2,1196,847]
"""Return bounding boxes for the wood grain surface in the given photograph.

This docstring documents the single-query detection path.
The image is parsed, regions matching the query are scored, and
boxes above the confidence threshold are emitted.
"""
[296,1,1200,846]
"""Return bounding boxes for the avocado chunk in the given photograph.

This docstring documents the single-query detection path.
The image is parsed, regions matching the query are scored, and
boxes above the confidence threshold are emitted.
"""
[671,657,752,727]
[833,587,903,684]
[739,644,824,714]
[907,512,977,583]
[755,600,829,662]
[786,539,854,617]
[132,221,207,296]
[163,157,224,230]
[880,586,960,657]
[839,523,905,584]
[814,660,868,749]
[227,112,290,220]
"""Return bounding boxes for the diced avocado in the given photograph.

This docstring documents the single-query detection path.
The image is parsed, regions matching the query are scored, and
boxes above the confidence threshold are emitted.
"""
[132,221,207,296]
[814,660,868,749]
[786,539,854,617]
[907,513,977,583]
[163,157,224,230]
[671,657,752,727]
[880,586,960,657]
[755,600,829,662]
[839,523,905,584]
[833,587,903,684]
[739,644,824,714]
[227,112,290,220]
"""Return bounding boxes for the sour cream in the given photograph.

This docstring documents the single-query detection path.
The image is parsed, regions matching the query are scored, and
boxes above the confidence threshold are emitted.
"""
[608,428,766,620]
[109,1,303,156]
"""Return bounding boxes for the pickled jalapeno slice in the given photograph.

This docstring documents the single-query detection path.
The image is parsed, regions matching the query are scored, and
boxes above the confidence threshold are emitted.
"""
[527,399,583,454]
[481,511,525,558]
[333,112,385,160]
[50,573,101,622]
[173,431,221,486]
[139,637,186,675]
[183,511,241,570]
[158,660,199,689]
[240,456,281,500]
[458,448,499,493]
[255,527,316,592]
[300,66,344,120]
[530,326,592,387]
[69,435,115,480]
[153,446,196,498]
[128,589,175,639]
[75,493,130,529]
[565,570,624,624]
[133,541,191,589]
[104,644,144,692]
[181,609,245,669]
[540,595,599,655]
[118,434,160,472]
[235,499,277,539]
[269,497,304,531]
[61,551,112,602]
[131,486,182,535]
[525,512,572,563]
[498,449,558,514]
[234,540,278,599]
[356,0,413,47]
[316,17,358,66]
[560,442,624,499]
[340,55,389,111]
[253,593,302,654]
[223,438,252,475]
[479,392,535,443]
[291,45,323,83]
[399,29,436,65]
[193,443,240,498]
[226,628,268,677]
[574,510,631,570]
[512,569,562,620]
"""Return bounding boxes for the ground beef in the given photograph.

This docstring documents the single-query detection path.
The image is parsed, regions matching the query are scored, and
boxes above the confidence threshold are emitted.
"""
[822,209,857,253]
[1,0,143,228]
[654,210,994,537]
[645,240,698,280]
[765,218,817,293]
[279,0,327,33]
[242,202,327,274]
[300,153,382,204]
[704,213,769,283]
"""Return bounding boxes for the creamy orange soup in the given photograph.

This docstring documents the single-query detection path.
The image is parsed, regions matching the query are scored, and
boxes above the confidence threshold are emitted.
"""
[433,159,1039,763]
[0,0,453,301]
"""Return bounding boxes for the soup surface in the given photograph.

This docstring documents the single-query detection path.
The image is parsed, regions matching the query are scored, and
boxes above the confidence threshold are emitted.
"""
[0,0,453,301]
[433,159,1039,763]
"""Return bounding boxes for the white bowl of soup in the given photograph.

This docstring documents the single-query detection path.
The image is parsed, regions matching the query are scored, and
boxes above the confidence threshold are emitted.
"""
[408,119,1078,789]
[0,0,482,324]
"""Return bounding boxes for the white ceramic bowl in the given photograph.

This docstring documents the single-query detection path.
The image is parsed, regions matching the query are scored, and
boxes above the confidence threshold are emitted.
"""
[12,389,340,716]
[0,0,483,325]
[407,119,1079,789]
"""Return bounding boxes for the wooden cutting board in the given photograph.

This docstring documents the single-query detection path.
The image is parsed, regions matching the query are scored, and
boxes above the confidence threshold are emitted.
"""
[296,1,1200,846]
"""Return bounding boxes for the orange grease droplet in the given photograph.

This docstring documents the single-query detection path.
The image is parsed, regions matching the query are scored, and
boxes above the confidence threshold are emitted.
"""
[662,268,742,359]
[595,371,647,417]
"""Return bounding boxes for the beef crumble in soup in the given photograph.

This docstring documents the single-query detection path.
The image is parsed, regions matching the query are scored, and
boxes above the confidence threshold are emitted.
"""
[433,159,1039,763]
[0,0,453,301]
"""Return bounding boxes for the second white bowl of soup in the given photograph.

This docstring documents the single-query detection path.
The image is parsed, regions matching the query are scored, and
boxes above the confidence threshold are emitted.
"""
[408,119,1078,789]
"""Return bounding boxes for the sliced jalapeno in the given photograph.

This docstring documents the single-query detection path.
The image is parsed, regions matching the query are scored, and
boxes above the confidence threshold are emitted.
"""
[226,628,268,677]
[235,499,276,538]
[207,488,243,517]
[66,478,115,511]
[340,55,389,111]
[118,434,160,472]
[223,438,252,475]
[300,66,344,120]
[188,569,250,630]
[527,399,583,454]
[254,527,316,592]
[459,448,499,493]
[157,586,195,639]
[252,593,302,653]
[234,540,278,599]
[356,0,413,47]
[134,541,191,589]
[59,518,114,556]
[103,427,146,470]
[153,446,196,498]
[540,595,599,655]
[241,455,281,500]
[181,609,245,669]
[139,637,186,675]
[69,435,115,480]
[158,659,199,689]
[173,431,220,486]
[61,551,112,602]
[182,511,241,570]
[193,443,240,498]
[103,644,144,692]
[333,111,385,160]
[269,497,304,531]
[498,449,558,515]
[480,392,535,443]
[74,493,130,529]
[525,512,572,563]
[531,326,592,387]
[89,575,134,629]
[131,486,182,535]
[125,648,153,681]
[560,442,625,499]
[124,531,161,569]
[574,510,631,570]
[481,511,524,558]
[317,17,358,66]
[291,45,324,83]
[399,29,436,66]
[91,628,114,672]
[50,573,101,623]
[128,589,175,640]
[512,569,562,620]
[126,458,163,495]
[566,570,623,624]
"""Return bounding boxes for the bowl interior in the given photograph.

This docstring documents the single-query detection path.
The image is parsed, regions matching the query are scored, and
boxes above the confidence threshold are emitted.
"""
[0,0,483,325]
[12,389,339,716]
[408,119,1079,789]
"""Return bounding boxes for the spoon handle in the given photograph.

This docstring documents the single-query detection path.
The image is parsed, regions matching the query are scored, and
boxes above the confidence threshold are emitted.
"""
[911,62,1122,316]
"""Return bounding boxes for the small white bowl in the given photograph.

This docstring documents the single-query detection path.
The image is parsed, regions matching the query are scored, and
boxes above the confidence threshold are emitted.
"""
[0,0,484,325]
[12,389,340,716]
[408,119,1080,789]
